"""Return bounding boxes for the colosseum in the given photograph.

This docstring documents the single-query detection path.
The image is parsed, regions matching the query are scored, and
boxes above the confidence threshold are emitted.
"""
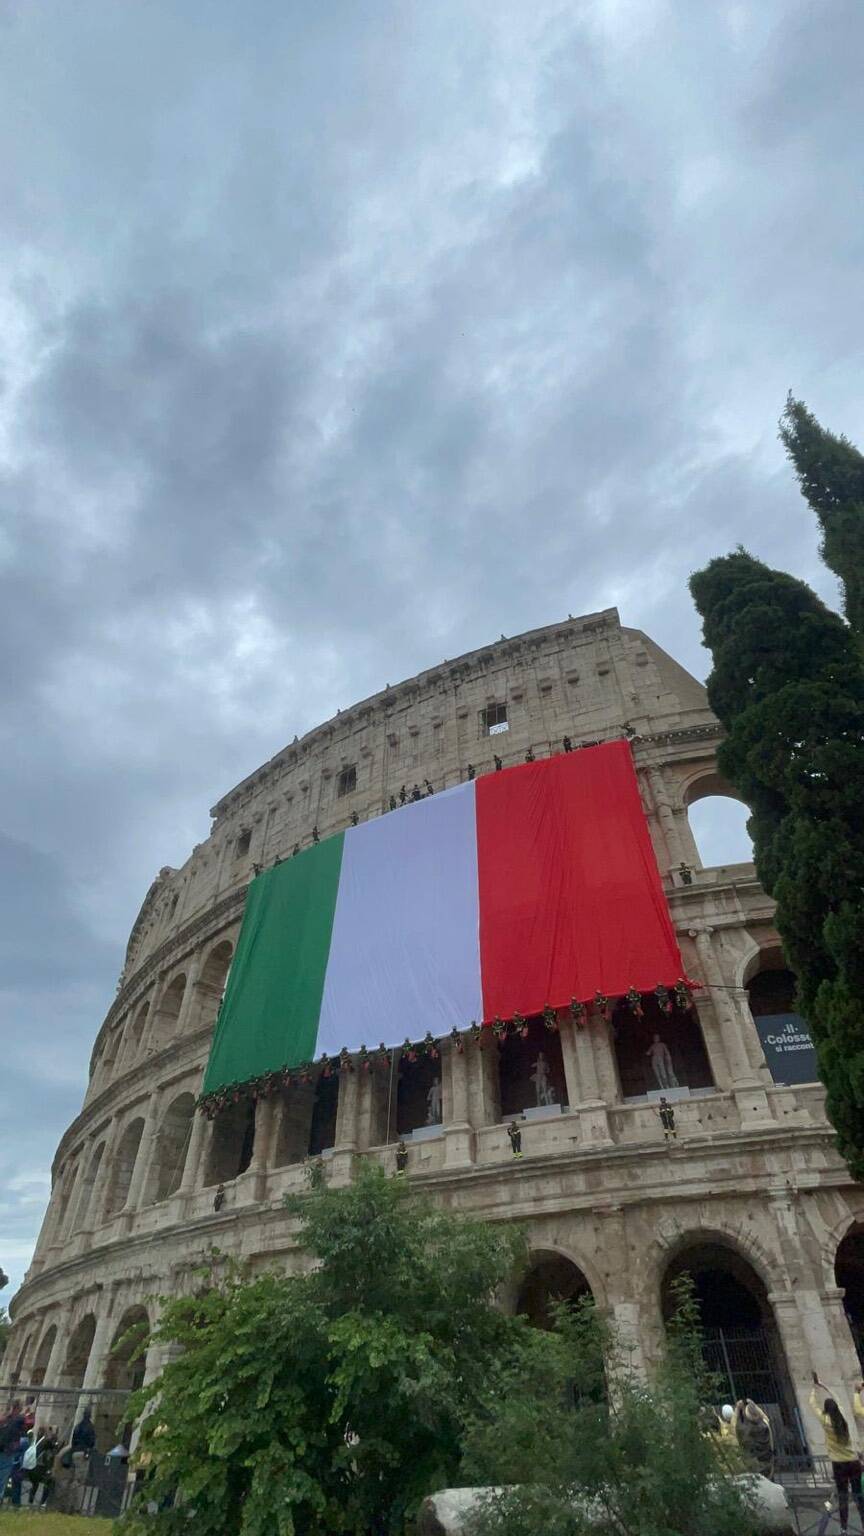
[7,607,864,1459]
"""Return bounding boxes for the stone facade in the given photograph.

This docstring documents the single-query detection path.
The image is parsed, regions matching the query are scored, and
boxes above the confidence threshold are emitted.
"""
[7,608,864,1455]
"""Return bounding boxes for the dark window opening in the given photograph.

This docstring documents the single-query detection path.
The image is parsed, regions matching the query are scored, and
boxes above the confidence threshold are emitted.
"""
[481,702,508,735]
[205,1098,256,1185]
[337,765,357,797]
[498,1015,568,1118]
[308,1073,339,1155]
[612,994,713,1099]
[397,1052,443,1137]
[747,967,797,1017]
[517,1253,592,1331]
[235,830,251,859]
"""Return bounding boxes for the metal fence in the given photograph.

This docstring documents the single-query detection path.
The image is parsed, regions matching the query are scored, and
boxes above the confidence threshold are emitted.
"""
[1,1381,135,1519]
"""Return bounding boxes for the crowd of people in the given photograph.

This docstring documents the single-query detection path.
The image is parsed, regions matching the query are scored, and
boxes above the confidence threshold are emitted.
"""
[0,1398,97,1511]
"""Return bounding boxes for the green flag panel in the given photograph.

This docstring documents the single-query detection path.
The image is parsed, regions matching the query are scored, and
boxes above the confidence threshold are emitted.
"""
[202,833,345,1093]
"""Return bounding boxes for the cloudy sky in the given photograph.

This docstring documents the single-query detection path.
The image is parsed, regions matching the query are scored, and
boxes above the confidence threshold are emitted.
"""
[1,0,861,1303]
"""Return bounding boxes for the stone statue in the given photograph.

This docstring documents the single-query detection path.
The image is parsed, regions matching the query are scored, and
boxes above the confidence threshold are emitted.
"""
[426,1077,442,1124]
[647,1033,679,1090]
[529,1052,556,1107]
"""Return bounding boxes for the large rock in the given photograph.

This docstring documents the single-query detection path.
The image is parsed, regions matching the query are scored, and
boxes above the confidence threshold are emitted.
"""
[416,1477,794,1536]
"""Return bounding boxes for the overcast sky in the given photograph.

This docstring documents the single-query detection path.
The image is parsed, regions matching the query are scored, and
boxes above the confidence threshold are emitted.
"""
[1,0,861,1305]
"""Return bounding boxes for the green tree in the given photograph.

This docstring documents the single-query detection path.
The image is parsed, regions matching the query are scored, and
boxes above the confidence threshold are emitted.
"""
[780,396,864,637]
[460,1285,759,1536]
[119,1161,552,1536]
[689,549,864,1176]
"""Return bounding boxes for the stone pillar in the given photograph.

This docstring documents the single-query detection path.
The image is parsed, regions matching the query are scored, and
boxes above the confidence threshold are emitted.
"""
[443,1040,474,1168]
[41,1317,69,1392]
[330,1067,360,1184]
[468,1037,500,1127]
[275,1084,318,1164]
[81,1306,116,1391]
[691,993,733,1091]
[690,926,772,1121]
[178,1109,211,1198]
[248,1096,278,1198]
[730,986,771,1078]
[769,1193,860,1435]
[123,1091,164,1222]
[646,765,685,870]
[560,1019,611,1145]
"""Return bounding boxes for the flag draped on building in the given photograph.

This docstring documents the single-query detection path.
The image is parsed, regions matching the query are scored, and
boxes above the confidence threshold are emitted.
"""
[202,740,683,1095]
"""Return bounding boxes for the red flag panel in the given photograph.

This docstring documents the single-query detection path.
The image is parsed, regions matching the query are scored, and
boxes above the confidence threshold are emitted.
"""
[475,741,682,1020]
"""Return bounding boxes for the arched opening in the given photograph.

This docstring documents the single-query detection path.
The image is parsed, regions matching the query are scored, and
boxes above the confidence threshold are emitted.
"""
[61,1314,97,1390]
[74,1140,107,1232]
[836,1225,864,1372]
[308,1072,339,1156]
[191,940,234,1035]
[498,1016,568,1121]
[103,1306,149,1447]
[54,1161,80,1241]
[662,1240,804,1455]
[612,993,713,1101]
[99,1025,123,1083]
[205,1098,256,1186]
[684,775,752,869]
[104,1117,145,1216]
[14,1331,33,1381]
[148,1093,195,1202]
[118,999,150,1070]
[105,1307,149,1394]
[31,1325,57,1387]
[517,1251,593,1331]
[396,1050,443,1139]
[745,948,816,1086]
[148,975,186,1053]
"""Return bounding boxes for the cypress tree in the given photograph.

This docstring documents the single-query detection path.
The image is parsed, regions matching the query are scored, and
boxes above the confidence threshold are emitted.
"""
[690,550,864,1178]
[780,395,864,637]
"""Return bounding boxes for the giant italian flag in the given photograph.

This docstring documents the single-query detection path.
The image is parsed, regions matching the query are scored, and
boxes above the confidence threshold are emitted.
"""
[202,741,683,1094]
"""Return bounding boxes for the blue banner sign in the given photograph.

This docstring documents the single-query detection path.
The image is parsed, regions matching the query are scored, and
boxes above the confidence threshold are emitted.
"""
[754,1013,818,1086]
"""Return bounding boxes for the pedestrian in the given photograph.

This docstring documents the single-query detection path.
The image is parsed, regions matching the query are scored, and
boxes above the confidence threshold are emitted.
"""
[27,1425,58,1507]
[735,1398,774,1479]
[0,1402,25,1504]
[71,1406,96,1454]
[810,1377,864,1534]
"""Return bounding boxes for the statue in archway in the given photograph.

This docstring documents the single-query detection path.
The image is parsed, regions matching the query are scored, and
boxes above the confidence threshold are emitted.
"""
[647,1033,679,1091]
[530,1052,556,1107]
[426,1077,442,1124]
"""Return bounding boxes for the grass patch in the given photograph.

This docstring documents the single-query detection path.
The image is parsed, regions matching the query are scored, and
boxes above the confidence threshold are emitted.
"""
[0,1516,113,1535]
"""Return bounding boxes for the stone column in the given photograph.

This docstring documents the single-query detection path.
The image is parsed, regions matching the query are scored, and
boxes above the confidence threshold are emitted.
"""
[769,1194,859,1434]
[468,1037,500,1127]
[178,1109,211,1199]
[690,926,772,1121]
[41,1317,69,1392]
[730,985,771,1078]
[646,765,685,870]
[443,1040,474,1168]
[559,1019,611,1145]
[248,1096,278,1198]
[123,1090,164,1222]
[330,1067,360,1185]
[81,1305,116,1391]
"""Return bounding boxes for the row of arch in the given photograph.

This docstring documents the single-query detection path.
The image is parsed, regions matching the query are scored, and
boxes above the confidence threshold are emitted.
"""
[90,940,234,1092]
[16,1223,864,1460]
[45,953,808,1249]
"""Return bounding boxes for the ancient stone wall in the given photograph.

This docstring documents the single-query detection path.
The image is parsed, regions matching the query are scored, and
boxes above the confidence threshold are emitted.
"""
[8,609,864,1452]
